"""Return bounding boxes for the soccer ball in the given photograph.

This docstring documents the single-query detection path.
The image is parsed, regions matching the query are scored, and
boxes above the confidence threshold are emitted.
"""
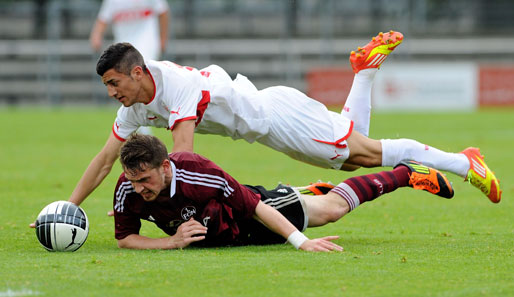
[35,201,89,252]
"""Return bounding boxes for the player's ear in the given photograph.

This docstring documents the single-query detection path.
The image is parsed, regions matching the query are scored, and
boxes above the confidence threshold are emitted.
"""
[131,65,144,80]
[161,159,171,171]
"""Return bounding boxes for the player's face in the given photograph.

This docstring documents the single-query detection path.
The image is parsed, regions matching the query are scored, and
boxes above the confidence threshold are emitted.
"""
[124,164,167,202]
[101,68,142,107]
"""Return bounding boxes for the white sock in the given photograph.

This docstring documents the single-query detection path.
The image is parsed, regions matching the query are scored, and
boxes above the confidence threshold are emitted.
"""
[381,138,470,178]
[341,69,377,137]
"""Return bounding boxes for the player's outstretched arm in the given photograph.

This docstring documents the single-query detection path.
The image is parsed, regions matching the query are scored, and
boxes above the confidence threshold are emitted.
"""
[118,234,176,249]
[117,219,207,249]
[89,19,107,52]
[69,132,123,206]
[253,201,342,252]
[158,11,169,53]
[171,120,196,153]
[28,132,122,228]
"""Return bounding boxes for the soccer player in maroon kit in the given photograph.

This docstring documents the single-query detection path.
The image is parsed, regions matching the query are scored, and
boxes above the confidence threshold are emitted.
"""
[113,134,454,251]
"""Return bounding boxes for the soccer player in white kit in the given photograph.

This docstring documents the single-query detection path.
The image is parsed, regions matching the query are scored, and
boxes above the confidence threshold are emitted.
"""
[89,0,169,136]
[65,31,501,213]
[89,0,169,60]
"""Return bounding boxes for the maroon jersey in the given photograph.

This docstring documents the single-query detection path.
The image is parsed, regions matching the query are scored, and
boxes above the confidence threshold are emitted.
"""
[113,152,261,245]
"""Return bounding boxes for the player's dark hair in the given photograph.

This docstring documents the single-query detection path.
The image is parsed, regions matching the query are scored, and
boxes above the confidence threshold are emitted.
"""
[96,42,146,76]
[120,134,169,174]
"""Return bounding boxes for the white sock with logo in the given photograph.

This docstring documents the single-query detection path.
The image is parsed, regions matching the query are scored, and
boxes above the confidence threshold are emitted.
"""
[381,138,470,178]
[341,69,377,137]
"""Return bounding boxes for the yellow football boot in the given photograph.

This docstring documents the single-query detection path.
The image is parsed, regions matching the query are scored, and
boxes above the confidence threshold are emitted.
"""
[461,147,502,203]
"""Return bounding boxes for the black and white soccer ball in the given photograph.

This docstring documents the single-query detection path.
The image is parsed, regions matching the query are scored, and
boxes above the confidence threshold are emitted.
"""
[35,201,89,252]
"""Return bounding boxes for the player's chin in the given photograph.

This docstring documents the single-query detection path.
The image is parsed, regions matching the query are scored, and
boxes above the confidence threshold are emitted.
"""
[120,99,132,107]
[141,192,158,201]
[117,97,132,107]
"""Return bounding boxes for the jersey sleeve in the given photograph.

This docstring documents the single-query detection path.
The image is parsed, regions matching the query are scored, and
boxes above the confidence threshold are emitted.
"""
[160,72,203,130]
[97,0,114,23]
[172,153,261,218]
[114,212,142,240]
[113,174,142,240]
[154,0,169,14]
[112,106,140,141]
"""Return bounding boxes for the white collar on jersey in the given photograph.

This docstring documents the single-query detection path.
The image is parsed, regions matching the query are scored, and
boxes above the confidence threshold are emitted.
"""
[169,159,177,198]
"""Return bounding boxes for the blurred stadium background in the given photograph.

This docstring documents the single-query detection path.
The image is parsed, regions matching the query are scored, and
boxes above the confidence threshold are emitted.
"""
[1,0,514,108]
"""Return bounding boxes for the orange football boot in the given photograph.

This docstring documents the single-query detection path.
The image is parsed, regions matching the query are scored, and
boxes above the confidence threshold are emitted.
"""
[396,160,454,199]
[350,30,404,73]
[295,182,335,196]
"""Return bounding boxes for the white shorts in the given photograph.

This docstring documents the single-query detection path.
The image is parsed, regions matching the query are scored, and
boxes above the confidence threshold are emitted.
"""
[255,86,353,169]
[201,67,353,169]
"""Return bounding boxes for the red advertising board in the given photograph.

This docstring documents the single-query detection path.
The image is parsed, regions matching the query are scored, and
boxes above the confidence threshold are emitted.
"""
[306,67,354,107]
[479,66,514,106]
[307,64,514,109]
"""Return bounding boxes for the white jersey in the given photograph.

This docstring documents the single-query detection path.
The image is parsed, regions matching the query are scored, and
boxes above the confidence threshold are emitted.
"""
[97,0,168,60]
[112,60,354,169]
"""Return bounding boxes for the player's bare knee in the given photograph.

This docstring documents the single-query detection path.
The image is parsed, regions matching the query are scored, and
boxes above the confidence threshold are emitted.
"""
[324,204,346,223]
[351,155,382,168]
[340,163,360,171]
[321,194,348,222]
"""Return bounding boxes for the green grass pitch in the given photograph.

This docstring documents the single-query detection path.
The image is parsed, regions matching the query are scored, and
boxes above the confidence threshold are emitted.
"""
[1,107,513,297]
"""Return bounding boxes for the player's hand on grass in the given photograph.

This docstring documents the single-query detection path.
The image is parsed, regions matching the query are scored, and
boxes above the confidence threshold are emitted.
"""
[171,218,207,249]
[300,236,343,252]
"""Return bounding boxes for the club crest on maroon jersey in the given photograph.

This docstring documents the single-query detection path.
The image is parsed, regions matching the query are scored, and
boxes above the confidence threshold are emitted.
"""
[181,206,196,220]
